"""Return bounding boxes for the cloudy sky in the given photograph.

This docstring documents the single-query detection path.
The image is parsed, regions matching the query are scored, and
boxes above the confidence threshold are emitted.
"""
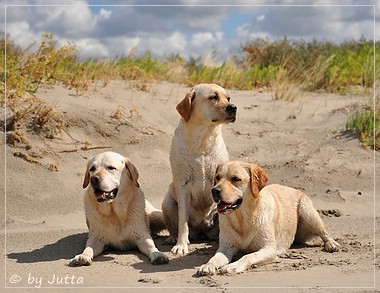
[1,0,378,64]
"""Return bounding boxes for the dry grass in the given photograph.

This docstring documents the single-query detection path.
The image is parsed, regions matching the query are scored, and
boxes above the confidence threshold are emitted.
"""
[2,34,379,153]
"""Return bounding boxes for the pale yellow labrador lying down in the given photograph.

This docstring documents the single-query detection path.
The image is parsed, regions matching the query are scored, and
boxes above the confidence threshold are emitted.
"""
[69,151,168,266]
[198,161,339,275]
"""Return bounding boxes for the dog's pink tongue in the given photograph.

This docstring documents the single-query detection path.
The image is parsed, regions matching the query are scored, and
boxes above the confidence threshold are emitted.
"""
[217,201,230,211]
[96,192,107,200]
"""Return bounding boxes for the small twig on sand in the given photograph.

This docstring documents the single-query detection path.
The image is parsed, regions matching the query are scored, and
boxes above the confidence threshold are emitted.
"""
[60,145,112,153]
[81,145,112,151]
[14,152,42,165]
[13,151,60,171]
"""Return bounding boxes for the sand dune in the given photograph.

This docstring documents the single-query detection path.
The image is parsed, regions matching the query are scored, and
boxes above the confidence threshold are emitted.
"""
[3,81,378,291]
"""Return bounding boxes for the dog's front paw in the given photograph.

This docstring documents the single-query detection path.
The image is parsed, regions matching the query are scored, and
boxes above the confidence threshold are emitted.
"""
[68,254,92,267]
[197,263,218,276]
[324,239,340,252]
[171,243,189,255]
[149,251,169,265]
[220,263,245,275]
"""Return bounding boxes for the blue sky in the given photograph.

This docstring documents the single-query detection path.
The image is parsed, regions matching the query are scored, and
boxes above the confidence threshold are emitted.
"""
[1,1,378,65]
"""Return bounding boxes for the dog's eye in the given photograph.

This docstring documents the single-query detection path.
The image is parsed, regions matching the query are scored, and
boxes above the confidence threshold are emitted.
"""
[209,95,218,101]
[232,176,241,182]
[227,97,231,102]
[107,166,117,170]
[89,166,96,172]
[215,175,221,182]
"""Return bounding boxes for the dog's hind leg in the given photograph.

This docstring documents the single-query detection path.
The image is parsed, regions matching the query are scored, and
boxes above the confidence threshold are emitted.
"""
[296,194,339,252]
[145,200,166,235]
[161,185,179,244]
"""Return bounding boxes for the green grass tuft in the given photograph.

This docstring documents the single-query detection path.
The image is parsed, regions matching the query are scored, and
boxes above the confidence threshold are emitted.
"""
[346,109,380,150]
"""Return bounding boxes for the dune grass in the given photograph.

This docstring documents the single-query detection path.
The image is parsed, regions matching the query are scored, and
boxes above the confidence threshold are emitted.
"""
[3,34,377,98]
[2,34,379,149]
[346,109,380,150]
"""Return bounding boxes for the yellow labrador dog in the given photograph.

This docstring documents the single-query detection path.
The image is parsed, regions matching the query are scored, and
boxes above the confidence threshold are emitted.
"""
[162,83,237,255]
[198,161,339,275]
[69,151,169,266]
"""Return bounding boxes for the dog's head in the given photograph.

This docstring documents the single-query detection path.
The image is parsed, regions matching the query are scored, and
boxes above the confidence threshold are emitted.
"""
[83,151,140,203]
[211,161,269,214]
[176,83,237,124]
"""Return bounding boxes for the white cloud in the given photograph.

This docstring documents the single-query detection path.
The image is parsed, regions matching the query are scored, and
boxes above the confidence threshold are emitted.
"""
[6,21,30,41]
[3,1,376,64]
[34,5,94,37]
[167,31,187,52]
[5,4,94,39]
[240,5,374,42]
[191,32,217,47]
[257,15,265,22]
[142,32,187,56]
[99,8,112,20]
[102,32,188,59]
[74,39,109,60]
[236,23,270,40]
[118,37,141,57]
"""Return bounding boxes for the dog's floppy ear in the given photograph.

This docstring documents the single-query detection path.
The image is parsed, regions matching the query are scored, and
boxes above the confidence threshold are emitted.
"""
[249,164,269,198]
[176,89,195,122]
[125,158,140,188]
[83,163,90,189]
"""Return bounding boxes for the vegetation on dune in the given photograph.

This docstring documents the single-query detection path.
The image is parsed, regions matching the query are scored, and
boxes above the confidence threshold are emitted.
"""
[346,109,380,150]
[1,33,379,150]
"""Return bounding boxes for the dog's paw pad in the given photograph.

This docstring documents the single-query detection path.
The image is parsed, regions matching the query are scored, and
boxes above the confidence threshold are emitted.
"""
[171,244,188,255]
[68,254,92,267]
[325,240,340,252]
[221,267,234,275]
[220,263,245,275]
[149,252,169,265]
[197,264,217,276]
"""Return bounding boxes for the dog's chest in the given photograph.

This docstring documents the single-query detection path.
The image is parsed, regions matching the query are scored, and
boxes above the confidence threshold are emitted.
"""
[171,129,228,186]
[185,155,216,203]
[171,129,228,212]
[192,155,214,183]
[220,211,265,251]
[85,200,139,248]
[175,151,219,186]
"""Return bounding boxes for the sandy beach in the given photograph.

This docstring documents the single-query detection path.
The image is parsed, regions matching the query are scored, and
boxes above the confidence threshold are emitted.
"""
[2,80,378,292]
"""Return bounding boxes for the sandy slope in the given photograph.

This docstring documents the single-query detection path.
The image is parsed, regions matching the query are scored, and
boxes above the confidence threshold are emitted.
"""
[2,81,379,292]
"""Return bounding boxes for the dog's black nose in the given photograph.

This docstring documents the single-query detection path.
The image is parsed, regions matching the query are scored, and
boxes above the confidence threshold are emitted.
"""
[91,175,101,185]
[226,104,237,114]
[212,187,222,202]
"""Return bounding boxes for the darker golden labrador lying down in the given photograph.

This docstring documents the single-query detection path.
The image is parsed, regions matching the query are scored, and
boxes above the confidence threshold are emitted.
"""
[198,161,339,275]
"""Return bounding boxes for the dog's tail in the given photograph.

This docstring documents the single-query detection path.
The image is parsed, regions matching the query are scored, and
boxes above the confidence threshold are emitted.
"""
[145,199,167,235]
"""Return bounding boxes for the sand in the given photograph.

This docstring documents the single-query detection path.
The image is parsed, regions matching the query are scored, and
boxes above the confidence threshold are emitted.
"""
[2,80,379,292]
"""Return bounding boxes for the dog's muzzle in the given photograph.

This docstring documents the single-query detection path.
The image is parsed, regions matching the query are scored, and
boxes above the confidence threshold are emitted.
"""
[91,175,118,202]
[94,188,118,202]
[226,104,237,122]
[212,187,242,214]
[216,198,242,214]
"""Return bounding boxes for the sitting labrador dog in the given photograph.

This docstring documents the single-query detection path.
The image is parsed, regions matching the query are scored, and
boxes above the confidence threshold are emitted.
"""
[162,83,237,255]
[198,161,339,275]
[69,151,169,266]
